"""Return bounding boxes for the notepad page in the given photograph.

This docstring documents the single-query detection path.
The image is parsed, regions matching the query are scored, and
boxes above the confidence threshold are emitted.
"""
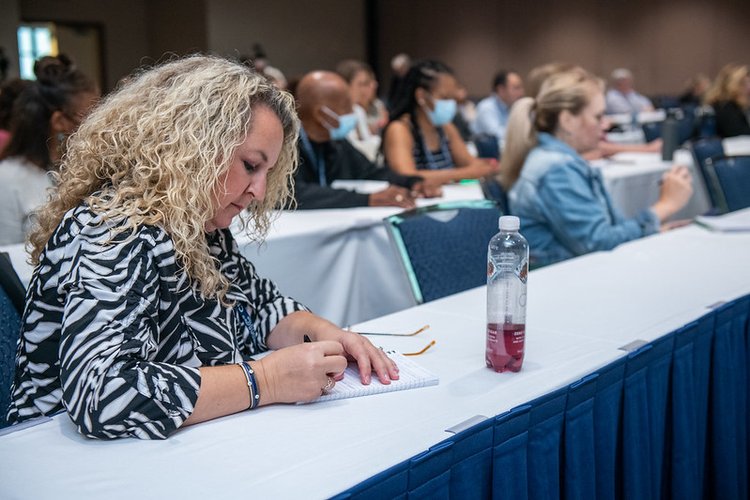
[315,351,439,403]
[695,211,750,232]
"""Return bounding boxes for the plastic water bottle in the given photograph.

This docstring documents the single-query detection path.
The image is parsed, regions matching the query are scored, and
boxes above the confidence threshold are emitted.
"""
[486,216,528,373]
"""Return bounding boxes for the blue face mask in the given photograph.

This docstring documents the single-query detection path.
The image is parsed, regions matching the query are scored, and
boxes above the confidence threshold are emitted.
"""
[321,106,358,140]
[425,98,457,126]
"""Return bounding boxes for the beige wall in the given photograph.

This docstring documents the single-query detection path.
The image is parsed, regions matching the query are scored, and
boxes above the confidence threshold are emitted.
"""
[0,0,21,79]
[2,0,748,98]
[205,0,366,80]
[56,24,103,91]
[18,0,151,91]
[147,0,208,62]
[376,0,750,98]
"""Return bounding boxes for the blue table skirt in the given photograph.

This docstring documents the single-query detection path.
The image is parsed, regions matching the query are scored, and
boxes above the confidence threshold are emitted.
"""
[334,294,749,500]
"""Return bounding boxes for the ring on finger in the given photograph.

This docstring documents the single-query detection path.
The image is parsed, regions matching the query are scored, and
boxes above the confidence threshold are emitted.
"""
[321,376,335,394]
[395,194,404,203]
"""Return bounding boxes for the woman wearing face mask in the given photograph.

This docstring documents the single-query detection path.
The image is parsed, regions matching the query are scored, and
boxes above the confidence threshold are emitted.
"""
[502,69,693,267]
[0,54,99,244]
[383,60,500,185]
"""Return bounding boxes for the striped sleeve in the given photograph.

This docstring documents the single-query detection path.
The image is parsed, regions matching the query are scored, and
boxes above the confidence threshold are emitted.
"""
[58,231,201,439]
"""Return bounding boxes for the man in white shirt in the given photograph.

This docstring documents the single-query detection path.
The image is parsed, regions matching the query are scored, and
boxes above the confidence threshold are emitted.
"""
[472,70,525,147]
[605,68,654,115]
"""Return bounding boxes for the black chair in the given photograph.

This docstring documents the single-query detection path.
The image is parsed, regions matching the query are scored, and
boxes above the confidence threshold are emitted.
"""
[642,121,662,142]
[473,133,500,160]
[478,175,509,215]
[642,111,697,144]
[383,200,502,304]
[695,109,717,139]
[703,155,750,213]
[0,252,25,428]
[689,138,725,208]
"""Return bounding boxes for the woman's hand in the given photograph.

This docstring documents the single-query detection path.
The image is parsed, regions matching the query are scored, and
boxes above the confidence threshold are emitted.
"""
[651,165,693,221]
[660,218,692,232]
[309,322,400,386]
[267,311,400,388]
[411,179,443,198]
[464,158,501,179]
[255,341,348,404]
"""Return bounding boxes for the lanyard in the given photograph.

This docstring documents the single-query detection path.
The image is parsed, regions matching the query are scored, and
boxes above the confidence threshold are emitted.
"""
[299,128,327,186]
[617,90,639,115]
[419,127,453,170]
[234,303,257,340]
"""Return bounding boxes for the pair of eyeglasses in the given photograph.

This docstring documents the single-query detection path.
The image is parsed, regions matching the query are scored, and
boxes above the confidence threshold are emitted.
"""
[353,325,435,356]
[353,324,430,337]
[402,339,436,356]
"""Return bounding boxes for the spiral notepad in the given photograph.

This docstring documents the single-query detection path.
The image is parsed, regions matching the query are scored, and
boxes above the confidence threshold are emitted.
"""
[314,351,439,403]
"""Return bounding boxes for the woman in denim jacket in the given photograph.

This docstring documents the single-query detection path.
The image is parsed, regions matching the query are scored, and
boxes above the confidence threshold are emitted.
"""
[500,69,692,267]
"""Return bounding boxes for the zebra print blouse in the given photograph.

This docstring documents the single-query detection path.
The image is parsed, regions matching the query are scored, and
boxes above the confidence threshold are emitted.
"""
[6,204,306,439]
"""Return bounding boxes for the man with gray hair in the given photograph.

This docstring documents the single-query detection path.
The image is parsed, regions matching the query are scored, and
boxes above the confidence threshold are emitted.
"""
[605,68,654,114]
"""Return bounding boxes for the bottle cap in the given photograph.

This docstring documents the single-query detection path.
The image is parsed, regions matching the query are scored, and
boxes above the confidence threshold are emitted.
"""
[499,215,520,231]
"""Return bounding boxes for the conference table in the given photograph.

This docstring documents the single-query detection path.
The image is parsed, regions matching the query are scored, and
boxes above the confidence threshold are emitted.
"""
[1,155,712,328]
[1,208,748,499]
[590,148,710,220]
[239,152,711,326]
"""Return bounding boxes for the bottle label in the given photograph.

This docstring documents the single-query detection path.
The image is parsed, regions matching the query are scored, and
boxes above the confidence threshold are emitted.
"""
[486,322,525,372]
[488,253,528,283]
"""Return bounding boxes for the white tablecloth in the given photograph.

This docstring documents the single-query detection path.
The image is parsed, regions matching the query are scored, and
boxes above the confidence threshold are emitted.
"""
[2,209,749,499]
[234,182,484,325]
[593,149,711,220]
[722,135,750,156]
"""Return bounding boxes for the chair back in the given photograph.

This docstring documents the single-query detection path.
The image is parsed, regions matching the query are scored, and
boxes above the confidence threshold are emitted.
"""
[694,106,717,139]
[473,133,500,160]
[642,111,697,144]
[689,138,725,208]
[478,175,509,215]
[0,253,24,429]
[384,200,502,304]
[703,155,750,213]
[642,121,661,143]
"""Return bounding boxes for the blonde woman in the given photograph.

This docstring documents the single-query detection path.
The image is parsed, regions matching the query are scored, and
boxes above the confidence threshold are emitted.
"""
[502,69,692,267]
[6,56,398,439]
[704,63,750,138]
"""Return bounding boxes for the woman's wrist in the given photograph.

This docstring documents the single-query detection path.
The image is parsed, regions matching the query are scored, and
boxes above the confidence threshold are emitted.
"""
[251,359,275,406]
[651,199,677,222]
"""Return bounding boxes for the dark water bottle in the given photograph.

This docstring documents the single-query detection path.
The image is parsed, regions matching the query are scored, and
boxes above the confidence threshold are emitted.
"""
[661,109,679,161]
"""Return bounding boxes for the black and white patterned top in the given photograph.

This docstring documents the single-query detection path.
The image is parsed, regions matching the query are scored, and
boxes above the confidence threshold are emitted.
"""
[6,204,306,439]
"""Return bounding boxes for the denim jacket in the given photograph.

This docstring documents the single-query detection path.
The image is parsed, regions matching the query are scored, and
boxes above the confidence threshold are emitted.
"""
[508,133,659,267]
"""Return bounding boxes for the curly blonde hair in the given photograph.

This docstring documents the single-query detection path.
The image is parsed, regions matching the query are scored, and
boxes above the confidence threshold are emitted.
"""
[29,55,299,300]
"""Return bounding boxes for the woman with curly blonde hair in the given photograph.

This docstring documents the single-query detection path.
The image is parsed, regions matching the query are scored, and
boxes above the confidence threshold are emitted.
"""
[704,63,750,138]
[6,55,398,439]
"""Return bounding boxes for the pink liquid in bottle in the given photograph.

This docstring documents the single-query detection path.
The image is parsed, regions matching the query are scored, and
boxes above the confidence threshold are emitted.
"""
[486,322,525,373]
